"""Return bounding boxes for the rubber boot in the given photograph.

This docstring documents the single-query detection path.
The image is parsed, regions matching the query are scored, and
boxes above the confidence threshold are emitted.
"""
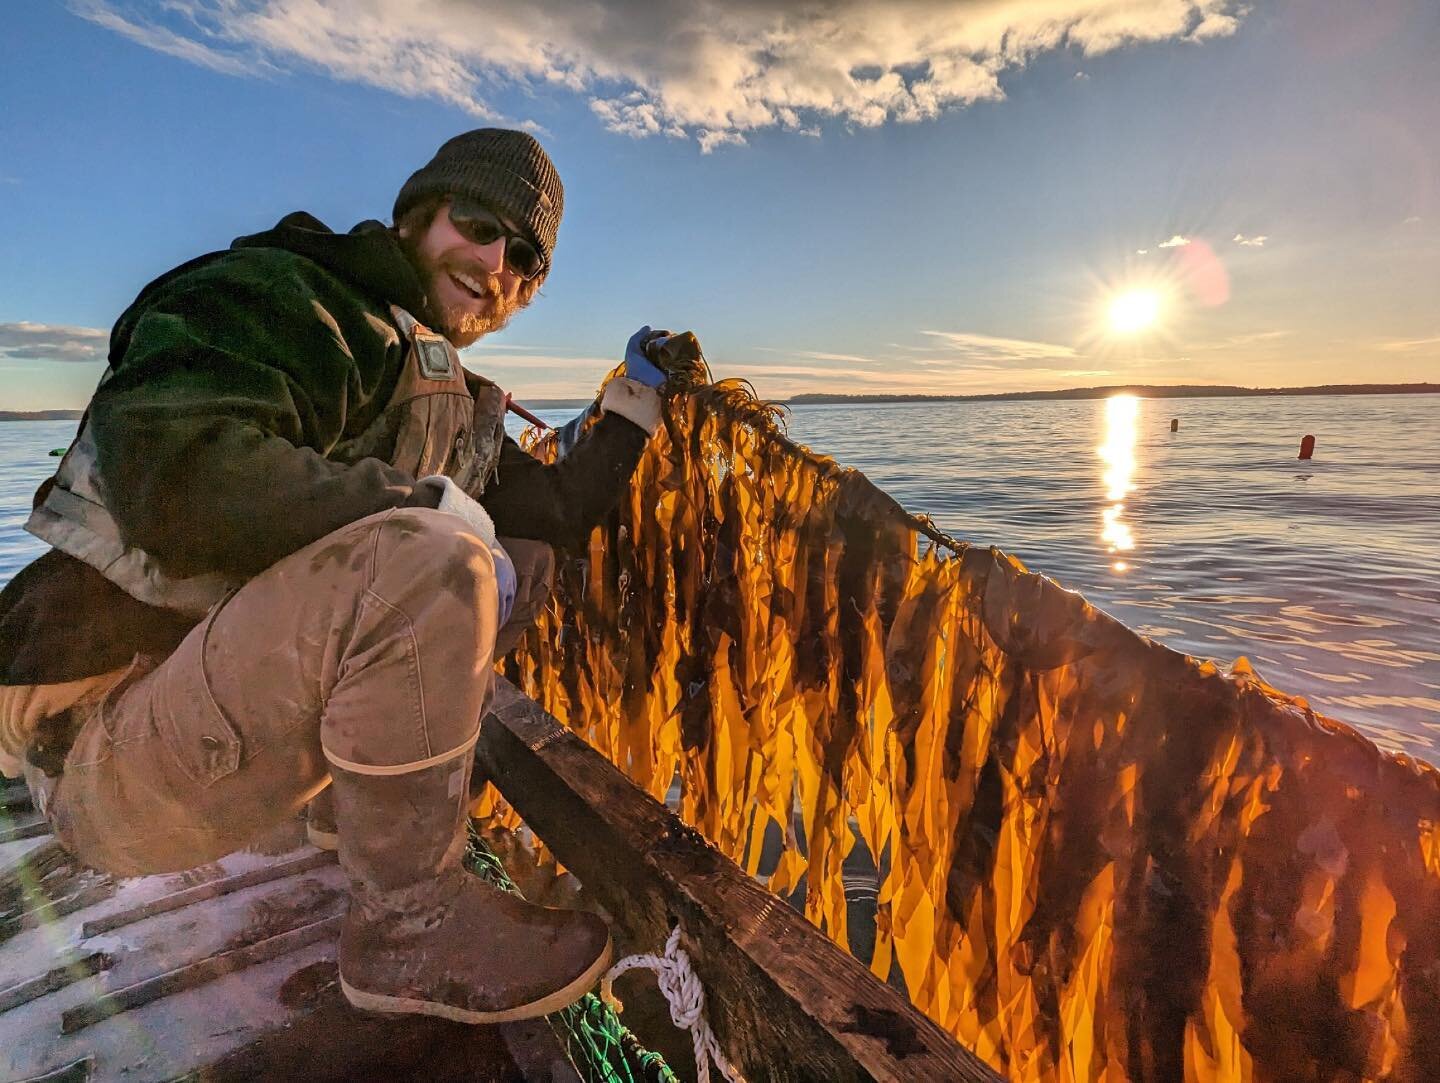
[305,784,337,851]
[329,744,613,1023]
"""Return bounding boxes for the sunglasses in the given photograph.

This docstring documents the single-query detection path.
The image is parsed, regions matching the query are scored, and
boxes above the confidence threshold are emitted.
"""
[447,198,545,280]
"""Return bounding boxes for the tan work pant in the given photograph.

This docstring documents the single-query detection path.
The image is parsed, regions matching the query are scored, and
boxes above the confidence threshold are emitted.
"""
[39,508,550,877]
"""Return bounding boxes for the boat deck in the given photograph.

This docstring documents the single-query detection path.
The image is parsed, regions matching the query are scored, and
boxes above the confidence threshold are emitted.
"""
[0,775,578,1083]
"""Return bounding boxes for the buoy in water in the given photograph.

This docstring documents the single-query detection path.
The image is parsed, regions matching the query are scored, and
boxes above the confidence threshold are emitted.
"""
[1170,418,1179,432]
[1298,434,1315,460]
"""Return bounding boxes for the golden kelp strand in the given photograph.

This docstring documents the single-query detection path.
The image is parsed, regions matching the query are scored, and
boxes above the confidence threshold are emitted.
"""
[501,378,1440,1082]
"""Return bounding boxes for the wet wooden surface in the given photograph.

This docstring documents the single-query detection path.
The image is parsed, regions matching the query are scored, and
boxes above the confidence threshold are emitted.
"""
[0,802,579,1082]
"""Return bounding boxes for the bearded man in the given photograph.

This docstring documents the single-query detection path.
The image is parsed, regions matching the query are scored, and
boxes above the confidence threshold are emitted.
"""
[0,129,679,1022]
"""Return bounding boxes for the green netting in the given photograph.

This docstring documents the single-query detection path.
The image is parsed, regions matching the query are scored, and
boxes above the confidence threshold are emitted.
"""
[464,823,679,1083]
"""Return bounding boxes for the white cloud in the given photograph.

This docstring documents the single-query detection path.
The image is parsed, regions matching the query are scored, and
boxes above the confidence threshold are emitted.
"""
[1376,335,1440,353]
[720,358,1113,398]
[74,0,1246,151]
[1157,234,1191,248]
[473,331,1111,399]
[0,322,108,363]
[71,0,264,78]
[697,129,748,155]
[1233,233,1268,247]
[466,342,575,353]
[459,348,621,399]
[919,330,1078,367]
[1135,248,1149,254]
[460,351,617,371]
[1193,329,1292,351]
[1403,216,1422,225]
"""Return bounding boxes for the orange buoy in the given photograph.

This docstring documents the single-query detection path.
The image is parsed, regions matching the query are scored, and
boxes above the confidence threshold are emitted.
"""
[1299,434,1315,460]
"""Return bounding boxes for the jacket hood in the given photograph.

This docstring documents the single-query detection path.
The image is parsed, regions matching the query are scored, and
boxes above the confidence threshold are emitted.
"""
[111,213,438,358]
[106,213,440,377]
[231,212,434,324]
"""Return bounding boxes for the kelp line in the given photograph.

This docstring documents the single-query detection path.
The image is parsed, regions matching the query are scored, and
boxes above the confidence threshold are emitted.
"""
[496,376,1440,1081]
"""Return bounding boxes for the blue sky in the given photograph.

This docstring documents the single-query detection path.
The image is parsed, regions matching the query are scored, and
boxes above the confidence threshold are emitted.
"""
[2,0,1437,409]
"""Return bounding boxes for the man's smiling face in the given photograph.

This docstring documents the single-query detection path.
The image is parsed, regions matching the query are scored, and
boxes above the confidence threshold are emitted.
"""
[397,198,538,348]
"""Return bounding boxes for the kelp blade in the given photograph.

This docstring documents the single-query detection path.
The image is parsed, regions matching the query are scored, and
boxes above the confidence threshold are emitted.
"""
[502,381,1440,1082]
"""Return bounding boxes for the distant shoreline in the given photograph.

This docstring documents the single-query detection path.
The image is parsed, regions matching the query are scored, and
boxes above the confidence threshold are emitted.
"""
[780,382,1439,405]
[0,411,84,422]
[5,383,1435,420]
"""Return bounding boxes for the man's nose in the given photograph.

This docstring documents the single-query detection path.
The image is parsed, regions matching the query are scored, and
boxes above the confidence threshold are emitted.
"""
[471,235,506,276]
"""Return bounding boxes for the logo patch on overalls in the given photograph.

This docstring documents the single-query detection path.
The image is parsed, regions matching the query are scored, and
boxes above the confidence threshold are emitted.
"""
[414,333,455,380]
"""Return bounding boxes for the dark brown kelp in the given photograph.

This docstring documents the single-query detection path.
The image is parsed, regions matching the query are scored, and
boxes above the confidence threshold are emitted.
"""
[495,376,1440,1081]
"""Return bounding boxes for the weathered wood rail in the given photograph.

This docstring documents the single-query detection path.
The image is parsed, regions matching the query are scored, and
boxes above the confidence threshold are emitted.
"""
[478,676,999,1082]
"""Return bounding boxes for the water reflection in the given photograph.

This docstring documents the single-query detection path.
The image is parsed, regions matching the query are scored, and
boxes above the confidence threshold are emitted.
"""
[1098,395,1139,568]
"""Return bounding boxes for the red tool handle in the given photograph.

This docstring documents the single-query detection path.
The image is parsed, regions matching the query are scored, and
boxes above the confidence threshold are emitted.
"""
[504,393,551,430]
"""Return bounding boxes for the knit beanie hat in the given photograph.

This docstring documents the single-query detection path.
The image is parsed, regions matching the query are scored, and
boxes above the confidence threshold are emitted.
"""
[393,129,564,274]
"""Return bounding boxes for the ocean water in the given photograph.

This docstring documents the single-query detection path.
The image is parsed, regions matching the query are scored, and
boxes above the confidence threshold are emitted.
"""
[3,393,1437,760]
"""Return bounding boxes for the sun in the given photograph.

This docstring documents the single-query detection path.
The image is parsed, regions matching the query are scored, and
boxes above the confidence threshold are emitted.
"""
[1107,289,1162,335]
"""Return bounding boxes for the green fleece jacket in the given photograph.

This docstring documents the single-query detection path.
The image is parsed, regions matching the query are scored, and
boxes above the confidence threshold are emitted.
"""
[0,213,648,687]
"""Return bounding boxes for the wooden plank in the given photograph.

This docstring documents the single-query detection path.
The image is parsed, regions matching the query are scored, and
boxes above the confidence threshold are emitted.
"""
[0,838,61,889]
[14,1058,93,1083]
[62,914,343,1034]
[0,950,113,1013]
[1,778,34,814]
[477,678,1000,1083]
[81,849,336,938]
[1,777,29,800]
[0,812,49,845]
[0,839,64,886]
[1,875,116,943]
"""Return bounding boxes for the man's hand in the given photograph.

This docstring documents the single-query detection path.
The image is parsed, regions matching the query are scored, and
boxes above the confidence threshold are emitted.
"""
[622,325,671,388]
[410,475,516,626]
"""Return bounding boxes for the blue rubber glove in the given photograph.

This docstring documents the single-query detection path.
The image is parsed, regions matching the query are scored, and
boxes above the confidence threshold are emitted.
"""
[623,325,669,389]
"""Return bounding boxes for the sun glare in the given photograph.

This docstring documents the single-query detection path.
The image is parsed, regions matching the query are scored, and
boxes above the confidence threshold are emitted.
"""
[1107,289,1162,335]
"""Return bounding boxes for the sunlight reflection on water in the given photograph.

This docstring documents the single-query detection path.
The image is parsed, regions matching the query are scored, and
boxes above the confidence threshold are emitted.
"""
[1098,394,1139,567]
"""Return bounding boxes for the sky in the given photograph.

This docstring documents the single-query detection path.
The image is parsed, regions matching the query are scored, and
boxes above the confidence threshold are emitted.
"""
[1,0,1437,409]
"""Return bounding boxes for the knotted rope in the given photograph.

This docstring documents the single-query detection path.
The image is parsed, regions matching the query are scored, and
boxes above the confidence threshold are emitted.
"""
[601,925,746,1083]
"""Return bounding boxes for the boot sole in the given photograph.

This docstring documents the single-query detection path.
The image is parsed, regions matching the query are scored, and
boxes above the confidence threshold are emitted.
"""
[339,937,614,1024]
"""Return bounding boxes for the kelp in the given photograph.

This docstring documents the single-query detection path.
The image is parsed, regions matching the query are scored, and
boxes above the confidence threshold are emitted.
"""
[497,377,1440,1081]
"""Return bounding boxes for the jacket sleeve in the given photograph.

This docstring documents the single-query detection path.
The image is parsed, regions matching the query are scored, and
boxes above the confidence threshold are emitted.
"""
[480,415,650,549]
[90,252,422,579]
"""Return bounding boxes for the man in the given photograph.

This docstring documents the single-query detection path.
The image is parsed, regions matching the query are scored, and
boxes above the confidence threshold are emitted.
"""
[0,129,680,1023]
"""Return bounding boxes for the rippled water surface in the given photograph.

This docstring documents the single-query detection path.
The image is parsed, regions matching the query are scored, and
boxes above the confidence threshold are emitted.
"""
[4,394,1437,759]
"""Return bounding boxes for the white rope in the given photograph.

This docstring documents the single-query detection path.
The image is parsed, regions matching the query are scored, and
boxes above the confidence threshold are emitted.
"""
[601,924,746,1083]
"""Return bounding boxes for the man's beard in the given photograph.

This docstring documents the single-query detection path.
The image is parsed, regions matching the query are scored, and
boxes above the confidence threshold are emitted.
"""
[398,230,526,347]
[432,259,525,346]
